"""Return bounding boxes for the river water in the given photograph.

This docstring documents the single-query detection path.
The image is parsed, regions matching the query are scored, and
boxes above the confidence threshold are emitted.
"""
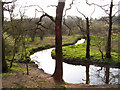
[30,39,120,85]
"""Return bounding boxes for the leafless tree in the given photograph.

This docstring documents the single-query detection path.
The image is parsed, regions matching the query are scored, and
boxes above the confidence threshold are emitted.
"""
[105,0,113,58]
[86,0,118,58]
[76,7,91,59]
[1,0,17,72]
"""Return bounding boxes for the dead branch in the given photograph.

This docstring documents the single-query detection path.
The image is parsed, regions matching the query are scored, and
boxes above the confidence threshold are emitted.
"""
[47,5,57,8]
[2,0,17,5]
[76,7,86,19]
[90,4,95,19]
[63,18,71,31]
[85,0,109,15]
[63,0,75,17]
[24,5,44,13]
[36,13,55,25]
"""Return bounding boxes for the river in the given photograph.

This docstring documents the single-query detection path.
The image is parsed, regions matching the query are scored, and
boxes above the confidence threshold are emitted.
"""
[30,39,120,85]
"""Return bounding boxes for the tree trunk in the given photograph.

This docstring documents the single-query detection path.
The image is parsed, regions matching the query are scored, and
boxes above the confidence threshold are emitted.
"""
[86,17,90,58]
[105,0,113,58]
[10,38,18,68]
[1,1,8,72]
[52,1,65,82]
[2,37,8,72]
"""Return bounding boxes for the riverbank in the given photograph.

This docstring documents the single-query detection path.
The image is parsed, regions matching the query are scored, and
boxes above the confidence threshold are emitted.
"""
[10,35,82,63]
[2,35,120,89]
[29,35,84,55]
[51,35,120,68]
[2,62,120,89]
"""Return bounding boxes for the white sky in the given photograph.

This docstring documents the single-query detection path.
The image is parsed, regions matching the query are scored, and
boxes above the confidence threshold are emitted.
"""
[3,0,120,20]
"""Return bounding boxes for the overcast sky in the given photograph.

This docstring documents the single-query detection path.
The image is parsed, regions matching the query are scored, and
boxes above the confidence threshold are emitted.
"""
[3,0,120,20]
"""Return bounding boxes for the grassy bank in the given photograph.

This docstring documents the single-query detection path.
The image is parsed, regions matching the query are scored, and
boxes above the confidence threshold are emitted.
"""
[51,35,120,68]
[1,61,26,76]
[5,35,83,63]
[27,35,83,55]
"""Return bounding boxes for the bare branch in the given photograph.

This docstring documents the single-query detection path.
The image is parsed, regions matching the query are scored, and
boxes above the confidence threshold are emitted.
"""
[47,5,57,8]
[112,10,120,18]
[19,6,26,21]
[76,7,86,18]
[37,13,55,25]
[2,0,17,5]
[24,5,44,12]
[63,0,75,17]
[63,18,71,31]
[90,4,95,19]
[86,0,109,15]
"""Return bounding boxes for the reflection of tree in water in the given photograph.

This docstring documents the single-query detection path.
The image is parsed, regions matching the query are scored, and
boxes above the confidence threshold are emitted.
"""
[86,65,89,84]
[95,67,120,84]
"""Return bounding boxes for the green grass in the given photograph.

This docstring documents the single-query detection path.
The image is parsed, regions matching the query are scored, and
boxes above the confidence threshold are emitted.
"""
[5,34,83,64]
[51,35,119,66]
[1,61,26,76]
[0,72,16,76]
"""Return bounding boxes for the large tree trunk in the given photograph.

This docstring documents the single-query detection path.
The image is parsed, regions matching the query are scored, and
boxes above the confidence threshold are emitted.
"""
[0,1,8,72]
[2,36,8,72]
[105,0,113,58]
[52,1,65,82]
[86,17,90,58]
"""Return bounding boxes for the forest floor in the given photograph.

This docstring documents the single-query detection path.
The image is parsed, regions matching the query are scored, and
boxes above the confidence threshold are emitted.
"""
[2,62,120,89]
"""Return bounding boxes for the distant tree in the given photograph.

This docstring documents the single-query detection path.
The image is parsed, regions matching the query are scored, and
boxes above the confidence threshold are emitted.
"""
[63,16,77,36]
[68,16,86,37]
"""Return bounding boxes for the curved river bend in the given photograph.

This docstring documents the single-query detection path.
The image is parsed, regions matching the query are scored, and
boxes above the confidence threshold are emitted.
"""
[30,39,120,85]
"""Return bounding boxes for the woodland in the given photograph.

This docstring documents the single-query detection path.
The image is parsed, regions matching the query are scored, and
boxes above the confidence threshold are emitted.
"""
[1,0,120,89]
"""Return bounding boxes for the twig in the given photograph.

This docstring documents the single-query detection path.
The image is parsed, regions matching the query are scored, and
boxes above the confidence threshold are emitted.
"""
[63,0,75,17]
[85,0,109,15]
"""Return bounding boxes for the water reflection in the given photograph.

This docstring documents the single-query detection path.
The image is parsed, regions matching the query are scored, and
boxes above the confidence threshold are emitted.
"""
[105,67,109,84]
[30,39,120,85]
[30,48,120,85]
[86,65,89,84]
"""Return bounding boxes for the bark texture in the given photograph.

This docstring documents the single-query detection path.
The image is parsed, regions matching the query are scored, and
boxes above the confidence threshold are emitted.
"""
[52,2,65,82]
